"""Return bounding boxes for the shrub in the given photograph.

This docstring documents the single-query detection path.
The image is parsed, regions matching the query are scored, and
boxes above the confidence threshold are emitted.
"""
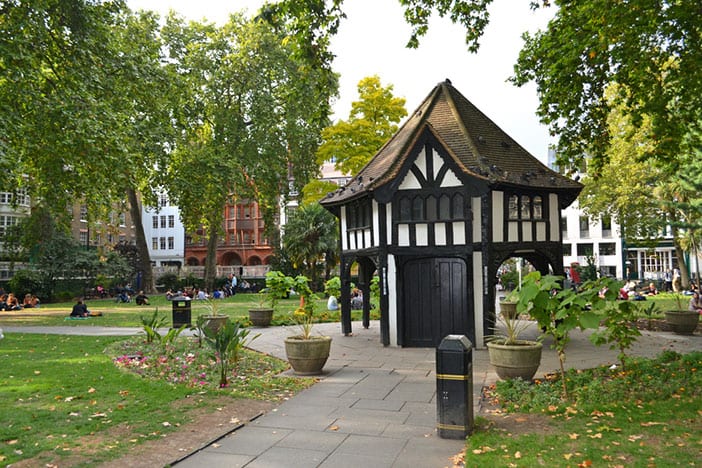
[157,273,180,292]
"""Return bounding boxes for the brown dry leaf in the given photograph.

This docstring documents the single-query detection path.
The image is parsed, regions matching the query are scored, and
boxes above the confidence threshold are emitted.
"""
[548,405,558,412]
[564,453,573,460]
[640,421,666,427]
[628,434,644,442]
[514,451,522,459]
[588,433,602,439]
[329,425,339,431]
[577,460,593,467]
[7,439,18,445]
[514,417,527,423]
[472,448,483,455]
[565,406,578,415]
[119,390,129,397]
[87,387,96,394]
[569,433,579,440]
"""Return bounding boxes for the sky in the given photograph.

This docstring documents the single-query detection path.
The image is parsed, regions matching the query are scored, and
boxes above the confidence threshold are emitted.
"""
[127,0,555,162]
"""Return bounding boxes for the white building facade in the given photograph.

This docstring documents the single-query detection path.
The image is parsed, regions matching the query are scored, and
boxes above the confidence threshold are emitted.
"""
[142,191,185,268]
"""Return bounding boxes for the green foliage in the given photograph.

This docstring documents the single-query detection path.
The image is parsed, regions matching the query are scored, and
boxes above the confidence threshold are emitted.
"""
[203,318,258,388]
[316,75,407,176]
[517,271,604,398]
[7,269,45,299]
[281,203,338,290]
[589,298,642,371]
[370,275,380,309]
[265,271,295,309]
[512,1,702,172]
[157,273,180,291]
[139,308,167,344]
[323,276,341,298]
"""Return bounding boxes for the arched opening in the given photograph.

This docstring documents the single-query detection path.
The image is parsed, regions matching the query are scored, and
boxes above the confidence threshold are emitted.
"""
[186,257,199,266]
[248,256,262,266]
[220,251,242,266]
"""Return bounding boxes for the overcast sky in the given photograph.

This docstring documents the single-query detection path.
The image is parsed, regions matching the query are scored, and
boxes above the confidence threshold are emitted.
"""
[127,0,554,161]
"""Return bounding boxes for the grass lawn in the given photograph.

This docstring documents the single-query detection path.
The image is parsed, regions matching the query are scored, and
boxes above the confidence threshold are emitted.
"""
[0,292,379,328]
[0,332,311,466]
[466,351,702,466]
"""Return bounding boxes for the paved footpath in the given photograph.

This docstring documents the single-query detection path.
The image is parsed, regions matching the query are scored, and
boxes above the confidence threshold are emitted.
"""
[3,322,701,467]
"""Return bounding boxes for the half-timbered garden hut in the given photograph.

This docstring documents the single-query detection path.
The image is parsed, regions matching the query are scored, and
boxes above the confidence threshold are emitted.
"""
[320,80,582,347]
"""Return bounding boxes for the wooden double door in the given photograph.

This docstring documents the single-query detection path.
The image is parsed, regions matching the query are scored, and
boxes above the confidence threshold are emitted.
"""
[401,257,473,347]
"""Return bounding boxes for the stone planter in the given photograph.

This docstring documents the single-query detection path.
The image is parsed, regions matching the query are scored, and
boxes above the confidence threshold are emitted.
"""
[499,301,518,320]
[202,315,228,335]
[486,340,542,381]
[664,310,699,335]
[248,308,274,327]
[284,335,332,375]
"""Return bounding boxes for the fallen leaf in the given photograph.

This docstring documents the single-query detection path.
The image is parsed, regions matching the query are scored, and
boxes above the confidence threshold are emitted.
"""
[162,422,171,427]
[564,453,573,460]
[87,388,96,394]
[588,433,602,439]
[329,425,339,431]
[7,439,18,445]
[640,421,666,427]
[569,433,579,440]
[514,451,522,459]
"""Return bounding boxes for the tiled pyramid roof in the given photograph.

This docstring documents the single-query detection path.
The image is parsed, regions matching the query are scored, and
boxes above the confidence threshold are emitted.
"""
[320,79,582,207]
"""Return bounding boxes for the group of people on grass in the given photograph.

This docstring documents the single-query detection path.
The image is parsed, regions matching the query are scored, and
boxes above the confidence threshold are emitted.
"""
[0,291,40,311]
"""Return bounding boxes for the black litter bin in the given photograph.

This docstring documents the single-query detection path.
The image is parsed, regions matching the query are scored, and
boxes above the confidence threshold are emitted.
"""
[172,296,191,328]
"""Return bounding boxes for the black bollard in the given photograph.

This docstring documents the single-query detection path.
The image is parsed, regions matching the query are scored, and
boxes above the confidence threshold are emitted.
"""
[436,334,473,439]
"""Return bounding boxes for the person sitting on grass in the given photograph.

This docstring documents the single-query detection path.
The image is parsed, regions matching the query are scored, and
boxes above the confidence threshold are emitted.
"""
[689,291,702,315]
[70,298,89,318]
[134,290,149,306]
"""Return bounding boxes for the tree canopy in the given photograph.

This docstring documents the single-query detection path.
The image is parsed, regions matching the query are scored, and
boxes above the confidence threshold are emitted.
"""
[162,13,338,288]
[316,75,407,176]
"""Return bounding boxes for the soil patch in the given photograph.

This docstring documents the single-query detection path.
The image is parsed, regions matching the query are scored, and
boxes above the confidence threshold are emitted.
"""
[477,386,555,436]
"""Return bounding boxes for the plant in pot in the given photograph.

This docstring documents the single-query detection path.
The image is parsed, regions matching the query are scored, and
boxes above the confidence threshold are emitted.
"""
[499,288,520,320]
[248,271,295,327]
[284,274,332,375]
[664,293,699,335]
[486,312,542,381]
[199,298,228,336]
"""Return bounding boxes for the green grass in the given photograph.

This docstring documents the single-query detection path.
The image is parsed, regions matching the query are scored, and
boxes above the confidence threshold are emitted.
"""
[468,351,702,466]
[0,293,380,328]
[0,333,311,466]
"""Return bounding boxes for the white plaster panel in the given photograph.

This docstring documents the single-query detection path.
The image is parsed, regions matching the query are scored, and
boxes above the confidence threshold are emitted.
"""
[340,206,347,251]
[453,221,465,244]
[433,151,443,180]
[415,147,427,178]
[522,221,532,242]
[372,200,380,246]
[549,193,560,241]
[472,197,481,243]
[398,170,422,190]
[473,251,485,348]
[434,223,447,246]
[364,228,372,248]
[398,224,410,246]
[440,168,462,187]
[388,254,398,346]
[508,222,519,242]
[386,202,393,245]
[415,224,428,246]
[536,222,546,241]
[492,191,504,242]
[348,231,356,250]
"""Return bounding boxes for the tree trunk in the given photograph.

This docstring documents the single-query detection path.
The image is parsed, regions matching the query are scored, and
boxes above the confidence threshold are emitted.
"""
[205,228,218,292]
[672,229,691,289]
[127,187,155,294]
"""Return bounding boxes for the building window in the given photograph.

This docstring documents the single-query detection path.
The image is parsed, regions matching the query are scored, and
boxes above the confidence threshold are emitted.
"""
[167,236,174,250]
[599,242,616,256]
[451,193,464,219]
[601,215,612,238]
[152,237,158,250]
[579,216,590,238]
[80,205,88,222]
[520,195,531,219]
[561,217,568,239]
[563,243,572,256]
[533,196,543,219]
[79,230,88,244]
[577,243,594,256]
[508,195,519,219]
[168,215,174,228]
[118,213,126,227]
[160,237,166,250]
[160,215,166,229]
[152,216,158,229]
[0,215,19,238]
[159,193,168,208]
[348,200,372,229]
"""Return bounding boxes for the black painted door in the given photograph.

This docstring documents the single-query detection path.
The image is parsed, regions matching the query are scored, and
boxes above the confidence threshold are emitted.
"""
[402,257,471,347]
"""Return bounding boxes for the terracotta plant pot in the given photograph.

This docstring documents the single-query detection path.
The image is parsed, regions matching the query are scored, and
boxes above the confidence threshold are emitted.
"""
[664,310,699,335]
[284,335,332,375]
[486,340,542,381]
[248,308,274,327]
